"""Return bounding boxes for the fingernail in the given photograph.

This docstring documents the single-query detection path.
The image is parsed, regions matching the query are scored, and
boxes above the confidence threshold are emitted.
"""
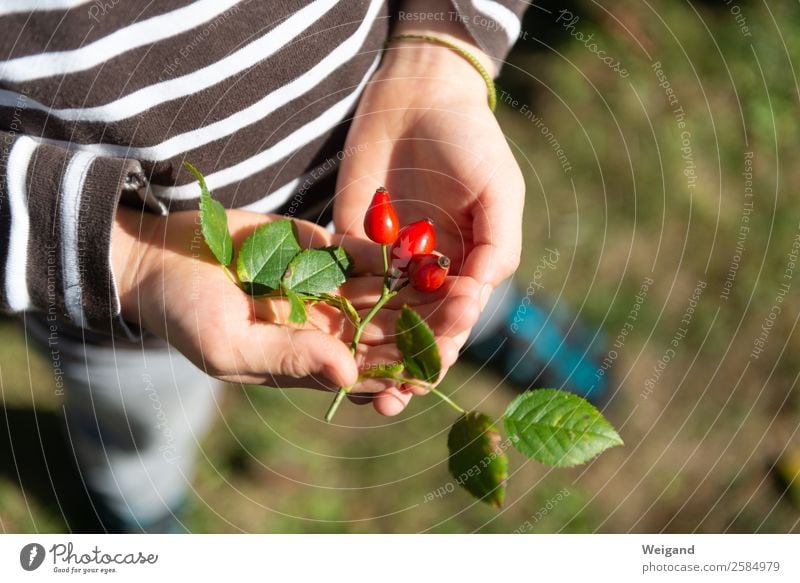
[480,284,492,310]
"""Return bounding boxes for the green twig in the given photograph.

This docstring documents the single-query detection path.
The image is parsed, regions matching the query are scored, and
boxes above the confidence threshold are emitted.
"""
[324,387,350,423]
[428,387,467,414]
[222,264,239,286]
[324,287,397,423]
[382,243,389,289]
[390,374,466,415]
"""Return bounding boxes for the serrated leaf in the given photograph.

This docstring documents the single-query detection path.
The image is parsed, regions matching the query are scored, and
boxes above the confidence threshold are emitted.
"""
[395,306,441,383]
[185,162,232,266]
[360,362,404,379]
[317,293,361,327]
[284,288,307,325]
[236,220,301,290]
[448,412,508,508]
[503,389,623,467]
[282,247,351,294]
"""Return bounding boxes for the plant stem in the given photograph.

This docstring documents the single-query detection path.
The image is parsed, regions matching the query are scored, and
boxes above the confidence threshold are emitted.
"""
[352,288,393,348]
[324,388,349,423]
[324,286,396,423]
[382,244,389,288]
[387,374,467,415]
[222,264,239,286]
[428,387,467,414]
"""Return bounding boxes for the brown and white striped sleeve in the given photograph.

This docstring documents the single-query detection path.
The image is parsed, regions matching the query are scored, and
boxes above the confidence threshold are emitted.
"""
[449,0,528,69]
[0,130,145,338]
[0,0,390,339]
[0,0,525,342]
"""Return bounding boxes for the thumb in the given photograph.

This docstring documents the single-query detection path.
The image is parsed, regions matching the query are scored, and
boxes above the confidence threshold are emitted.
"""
[241,325,359,389]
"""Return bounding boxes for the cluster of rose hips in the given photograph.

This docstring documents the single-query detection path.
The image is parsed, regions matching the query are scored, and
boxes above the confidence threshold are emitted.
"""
[363,187,450,292]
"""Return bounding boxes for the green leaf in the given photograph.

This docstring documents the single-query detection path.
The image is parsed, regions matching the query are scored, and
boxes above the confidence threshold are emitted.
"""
[284,288,307,325]
[282,247,351,295]
[395,306,441,383]
[316,293,361,327]
[185,162,232,266]
[503,389,623,467]
[241,282,281,297]
[360,362,404,379]
[236,220,301,290]
[447,412,508,508]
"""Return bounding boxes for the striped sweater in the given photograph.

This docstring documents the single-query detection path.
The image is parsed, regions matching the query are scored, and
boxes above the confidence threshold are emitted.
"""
[0,0,527,338]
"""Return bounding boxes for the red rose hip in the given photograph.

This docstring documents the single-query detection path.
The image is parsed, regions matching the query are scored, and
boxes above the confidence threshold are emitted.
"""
[408,254,450,292]
[390,218,435,270]
[363,187,399,244]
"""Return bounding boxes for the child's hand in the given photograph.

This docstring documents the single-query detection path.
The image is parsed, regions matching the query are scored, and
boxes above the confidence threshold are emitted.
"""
[335,31,525,362]
[111,208,479,410]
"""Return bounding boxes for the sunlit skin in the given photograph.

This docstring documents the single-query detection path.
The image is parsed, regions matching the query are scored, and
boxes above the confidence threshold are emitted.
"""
[112,207,480,409]
[334,8,524,414]
[110,0,523,418]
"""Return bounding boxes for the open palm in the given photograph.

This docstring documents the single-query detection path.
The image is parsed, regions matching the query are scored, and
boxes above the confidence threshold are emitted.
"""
[335,56,525,351]
[126,209,479,416]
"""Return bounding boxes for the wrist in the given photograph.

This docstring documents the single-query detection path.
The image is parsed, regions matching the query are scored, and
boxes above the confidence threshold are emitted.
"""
[390,0,495,79]
[380,37,494,110]
[384,33,497,111]
[387,32,495,79]
[111,206,163,327]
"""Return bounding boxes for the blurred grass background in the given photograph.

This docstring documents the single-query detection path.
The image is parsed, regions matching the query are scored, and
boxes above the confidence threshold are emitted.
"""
[2,0,799,532]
